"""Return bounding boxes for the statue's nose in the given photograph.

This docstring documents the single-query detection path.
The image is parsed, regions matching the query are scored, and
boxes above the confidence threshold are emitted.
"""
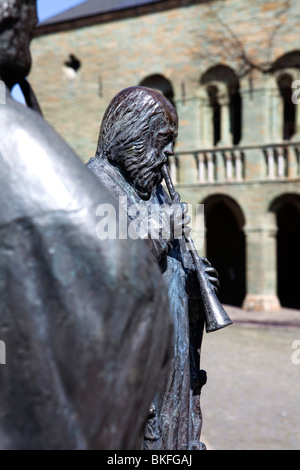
[164,142,174,156]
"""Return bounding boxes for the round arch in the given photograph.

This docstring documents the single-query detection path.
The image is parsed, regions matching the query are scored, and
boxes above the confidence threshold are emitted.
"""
[269,193,300,309]
[271,50,300,71]
[271,52,300,141]
[139,74,175,105]
[202,194,246,306]
[200,64,242,145]
[200,64,240,93]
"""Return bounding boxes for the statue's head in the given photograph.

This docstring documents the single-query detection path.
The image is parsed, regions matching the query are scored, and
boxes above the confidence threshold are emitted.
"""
[0,0,37,88]
[97,86,178,200]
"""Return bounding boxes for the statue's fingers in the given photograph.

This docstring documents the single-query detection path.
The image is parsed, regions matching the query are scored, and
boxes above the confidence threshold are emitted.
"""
[205,266,219,278]
[201,257,211,267]
[183,226,191,237]
[208,276,220,289]
[182,215,191,226]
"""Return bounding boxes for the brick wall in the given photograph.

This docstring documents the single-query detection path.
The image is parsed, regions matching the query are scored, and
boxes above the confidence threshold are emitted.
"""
[29,0,300,310]
[30,0,300,160]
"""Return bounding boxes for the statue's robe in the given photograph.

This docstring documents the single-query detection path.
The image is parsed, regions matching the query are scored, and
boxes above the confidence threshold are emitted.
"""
[0,92,171,450]
[87,155,206,451]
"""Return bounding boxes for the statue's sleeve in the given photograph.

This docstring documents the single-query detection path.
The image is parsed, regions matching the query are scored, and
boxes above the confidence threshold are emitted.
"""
[142,230,170,263]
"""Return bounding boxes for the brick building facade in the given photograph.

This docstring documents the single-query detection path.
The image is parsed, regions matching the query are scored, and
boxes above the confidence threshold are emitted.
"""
[30,0,300,311]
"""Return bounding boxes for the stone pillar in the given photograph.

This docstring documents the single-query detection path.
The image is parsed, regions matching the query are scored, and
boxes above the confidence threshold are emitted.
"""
[199,91,213,147]
[242,217,281,311]
[239,75,271,180]
[293,103,300,138]
[218,94,233,146]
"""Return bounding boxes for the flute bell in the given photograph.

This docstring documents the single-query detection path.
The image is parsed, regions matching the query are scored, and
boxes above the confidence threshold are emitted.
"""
[204,289,233,333]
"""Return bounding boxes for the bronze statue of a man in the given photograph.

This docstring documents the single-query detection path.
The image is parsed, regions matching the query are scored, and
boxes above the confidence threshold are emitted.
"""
[0,1,172,449]
[87,86,221,450]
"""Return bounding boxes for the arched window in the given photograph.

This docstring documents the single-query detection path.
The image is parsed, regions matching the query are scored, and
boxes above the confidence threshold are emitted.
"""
[277,73,295,140]
[272,51,300,141]
[207,85,221,146]
[200,65,242,146]
[139,74,175,106]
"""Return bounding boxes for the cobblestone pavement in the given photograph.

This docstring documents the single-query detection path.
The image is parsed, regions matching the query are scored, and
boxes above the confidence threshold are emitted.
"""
[200,305,300,450]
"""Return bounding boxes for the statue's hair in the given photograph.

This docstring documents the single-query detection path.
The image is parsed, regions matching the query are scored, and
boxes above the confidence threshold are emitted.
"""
[96,86,177,163]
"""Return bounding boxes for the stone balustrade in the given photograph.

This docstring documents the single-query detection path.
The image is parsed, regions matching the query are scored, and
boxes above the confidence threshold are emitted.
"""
[171,141,300,184]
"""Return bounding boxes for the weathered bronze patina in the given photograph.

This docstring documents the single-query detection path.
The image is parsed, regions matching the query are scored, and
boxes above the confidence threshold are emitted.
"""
[87,86,232,450]
[0,1,171,450]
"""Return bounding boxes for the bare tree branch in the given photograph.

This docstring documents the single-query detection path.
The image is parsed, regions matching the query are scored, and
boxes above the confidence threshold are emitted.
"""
[195,0,294,77]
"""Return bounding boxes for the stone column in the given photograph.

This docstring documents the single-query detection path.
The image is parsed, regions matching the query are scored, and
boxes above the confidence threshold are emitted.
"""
[239,74,270,180]
[199,91,213,147]
[242,217,281,311]
[293,102,300,140]
[218,94,233,146]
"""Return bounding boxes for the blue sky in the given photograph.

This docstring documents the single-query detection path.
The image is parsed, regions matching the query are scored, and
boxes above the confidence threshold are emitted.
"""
[37,0,85,23]
[13,0,85,101]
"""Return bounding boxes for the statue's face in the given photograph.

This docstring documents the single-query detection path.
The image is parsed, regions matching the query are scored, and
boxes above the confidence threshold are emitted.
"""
[149,110,178,171]
[132,108,178,200]
[0,0,38,88]
[99,87,179,200]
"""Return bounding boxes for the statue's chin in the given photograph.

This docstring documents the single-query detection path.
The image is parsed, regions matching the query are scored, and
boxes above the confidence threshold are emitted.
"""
[134,174,162,201]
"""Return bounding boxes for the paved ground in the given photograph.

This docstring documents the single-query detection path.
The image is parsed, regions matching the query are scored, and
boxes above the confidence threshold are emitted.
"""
[200,305,300,450]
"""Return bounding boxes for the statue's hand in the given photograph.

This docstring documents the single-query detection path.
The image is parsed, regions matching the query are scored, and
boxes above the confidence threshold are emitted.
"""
[147,194,191,247]
[201,257,220,293]
[167,194,191,241]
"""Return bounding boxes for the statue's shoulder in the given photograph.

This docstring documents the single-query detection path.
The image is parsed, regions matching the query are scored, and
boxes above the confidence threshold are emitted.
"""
[0,97,74,165]
[0,97,114,223]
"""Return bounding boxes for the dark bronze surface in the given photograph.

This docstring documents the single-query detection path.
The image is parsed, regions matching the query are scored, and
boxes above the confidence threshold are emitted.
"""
[161,164,233,333]
[0,1,171,450]
[87,86,231,450]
